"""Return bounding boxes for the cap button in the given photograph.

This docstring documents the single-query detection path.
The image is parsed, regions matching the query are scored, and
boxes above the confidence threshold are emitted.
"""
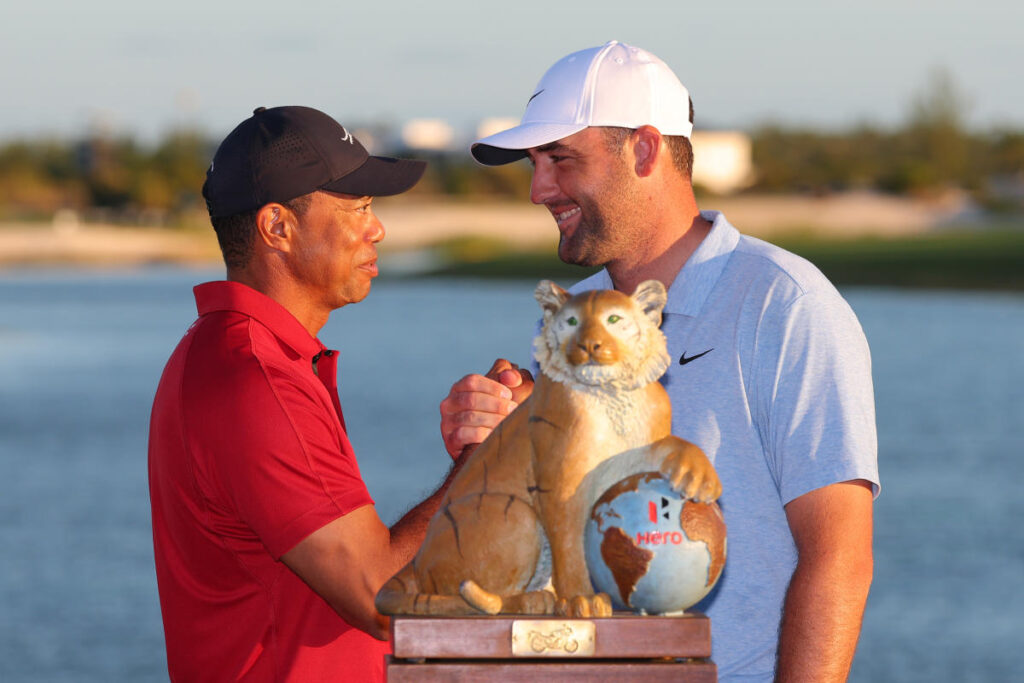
[253,106,267,115]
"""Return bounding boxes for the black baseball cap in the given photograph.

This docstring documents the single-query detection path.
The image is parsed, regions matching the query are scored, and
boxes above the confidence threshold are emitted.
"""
[202,106,427,218]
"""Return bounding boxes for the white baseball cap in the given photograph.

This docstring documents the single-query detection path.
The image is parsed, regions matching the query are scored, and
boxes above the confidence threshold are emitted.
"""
[471,40,693,166]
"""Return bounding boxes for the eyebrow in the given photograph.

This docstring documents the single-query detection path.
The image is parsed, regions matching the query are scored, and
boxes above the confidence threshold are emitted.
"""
[533,141,572,154]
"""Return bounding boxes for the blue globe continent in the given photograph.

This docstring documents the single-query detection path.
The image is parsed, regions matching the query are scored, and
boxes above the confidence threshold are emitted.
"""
[586,471,727,614]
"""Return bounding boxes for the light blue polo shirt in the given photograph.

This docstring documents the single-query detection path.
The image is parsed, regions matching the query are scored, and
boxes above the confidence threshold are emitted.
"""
[568,211,879,681]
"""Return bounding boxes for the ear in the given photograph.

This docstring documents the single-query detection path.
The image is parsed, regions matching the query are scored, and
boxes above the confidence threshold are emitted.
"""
[534,280,571,320]
[631,125,663,178]
[254,203,297,254]
[631,279,667,326]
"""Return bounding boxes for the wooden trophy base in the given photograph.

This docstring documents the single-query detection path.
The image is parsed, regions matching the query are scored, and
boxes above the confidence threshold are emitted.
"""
[386,612,715,681]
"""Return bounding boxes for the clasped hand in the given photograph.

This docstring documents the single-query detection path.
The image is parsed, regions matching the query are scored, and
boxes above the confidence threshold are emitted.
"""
[439,358,534,459]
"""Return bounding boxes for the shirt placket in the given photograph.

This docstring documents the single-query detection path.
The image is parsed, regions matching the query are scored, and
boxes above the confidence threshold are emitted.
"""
[312,349,347,433]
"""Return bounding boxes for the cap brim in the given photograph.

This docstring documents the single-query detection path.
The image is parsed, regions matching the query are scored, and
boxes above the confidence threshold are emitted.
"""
[322,155,427,197]
[471,122,587,165]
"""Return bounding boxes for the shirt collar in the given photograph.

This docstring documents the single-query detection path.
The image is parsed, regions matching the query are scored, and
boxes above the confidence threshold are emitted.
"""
[193,281,325,359]
[663,210,740,317]
[579,211,740,318]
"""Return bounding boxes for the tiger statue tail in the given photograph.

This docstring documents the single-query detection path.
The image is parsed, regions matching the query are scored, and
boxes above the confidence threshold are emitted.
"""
[375,565,554,616]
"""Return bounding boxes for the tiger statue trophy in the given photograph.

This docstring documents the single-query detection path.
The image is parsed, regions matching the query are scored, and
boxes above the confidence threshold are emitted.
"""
[375,279,721,618]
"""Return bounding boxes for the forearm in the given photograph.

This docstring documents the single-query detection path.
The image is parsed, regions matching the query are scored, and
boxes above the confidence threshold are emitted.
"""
[281,453,473,641]
[775,550,872,681]
[777,480,875,682]
[386,448,473,566]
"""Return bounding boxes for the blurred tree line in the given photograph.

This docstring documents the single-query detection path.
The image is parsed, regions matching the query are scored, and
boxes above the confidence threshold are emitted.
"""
[0,130,211,224]
[749,71,1024,210]
[1,71,1022,224]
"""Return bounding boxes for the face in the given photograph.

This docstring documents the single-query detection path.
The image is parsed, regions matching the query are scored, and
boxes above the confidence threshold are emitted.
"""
[526,127,646,268]
[288,190,384,311]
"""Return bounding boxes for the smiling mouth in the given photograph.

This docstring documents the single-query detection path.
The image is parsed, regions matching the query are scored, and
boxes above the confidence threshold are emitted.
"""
[553,206,580,226]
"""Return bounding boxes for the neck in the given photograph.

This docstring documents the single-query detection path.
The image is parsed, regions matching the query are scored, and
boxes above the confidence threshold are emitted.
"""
[608,204,712,295]
[228,261,328,338]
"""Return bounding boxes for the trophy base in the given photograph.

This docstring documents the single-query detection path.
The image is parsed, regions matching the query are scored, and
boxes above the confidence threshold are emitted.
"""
[387,611,715,682]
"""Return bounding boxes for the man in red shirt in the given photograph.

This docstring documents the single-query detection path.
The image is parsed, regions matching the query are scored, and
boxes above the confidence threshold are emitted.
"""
[148,106,461,681]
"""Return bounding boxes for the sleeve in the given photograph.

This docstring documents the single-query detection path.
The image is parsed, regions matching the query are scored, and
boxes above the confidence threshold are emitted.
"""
[199,358,374,559]
[755,287,880,504]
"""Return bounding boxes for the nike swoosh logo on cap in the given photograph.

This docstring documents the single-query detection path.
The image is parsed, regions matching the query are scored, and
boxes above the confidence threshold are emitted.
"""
[527,89,544,105]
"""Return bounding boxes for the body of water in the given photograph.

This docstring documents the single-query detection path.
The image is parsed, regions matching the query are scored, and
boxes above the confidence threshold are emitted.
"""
[0,268,1021,681]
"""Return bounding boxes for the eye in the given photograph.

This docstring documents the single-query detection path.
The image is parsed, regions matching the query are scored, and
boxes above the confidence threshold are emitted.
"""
[607,315,621,324]
[566,316,578,326]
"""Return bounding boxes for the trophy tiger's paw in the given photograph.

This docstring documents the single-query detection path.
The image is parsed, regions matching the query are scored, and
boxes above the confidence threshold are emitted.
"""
[554,593,612,618]
[658,439,722,503]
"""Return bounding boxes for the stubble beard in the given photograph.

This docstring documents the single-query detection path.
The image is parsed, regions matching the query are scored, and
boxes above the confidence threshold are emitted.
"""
[557,196,611,267]
[557,168,644,269]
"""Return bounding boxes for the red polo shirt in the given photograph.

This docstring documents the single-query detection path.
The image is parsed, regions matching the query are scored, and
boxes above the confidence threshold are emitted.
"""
[148,280,389,682]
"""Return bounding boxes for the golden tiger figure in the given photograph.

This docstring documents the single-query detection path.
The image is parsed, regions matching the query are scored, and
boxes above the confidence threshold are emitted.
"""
[374,280,721,618]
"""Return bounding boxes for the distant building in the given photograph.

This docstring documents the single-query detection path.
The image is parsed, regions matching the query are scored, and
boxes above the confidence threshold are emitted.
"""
[401,119,455,151]
[476,117,521,141]
[691,130,754,195]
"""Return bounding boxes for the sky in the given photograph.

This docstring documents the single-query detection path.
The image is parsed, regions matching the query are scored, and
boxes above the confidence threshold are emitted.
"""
[1,0,1020,144]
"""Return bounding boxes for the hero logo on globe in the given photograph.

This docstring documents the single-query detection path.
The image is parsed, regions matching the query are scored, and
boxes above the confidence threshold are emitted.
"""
[586,472,727,614]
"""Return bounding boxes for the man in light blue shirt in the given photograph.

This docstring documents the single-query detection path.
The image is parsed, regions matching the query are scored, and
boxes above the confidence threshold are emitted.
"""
[440,41,879,682]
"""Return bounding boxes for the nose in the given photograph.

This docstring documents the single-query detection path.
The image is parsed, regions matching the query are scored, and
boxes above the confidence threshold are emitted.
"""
[529,161,558,205]
[568,336,613,366]
[578,337,602,356]
[367,212,385,244]
[567,320,617,366]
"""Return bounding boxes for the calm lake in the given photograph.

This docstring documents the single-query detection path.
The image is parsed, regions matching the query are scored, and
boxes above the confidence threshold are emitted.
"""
[0,267,1021,681]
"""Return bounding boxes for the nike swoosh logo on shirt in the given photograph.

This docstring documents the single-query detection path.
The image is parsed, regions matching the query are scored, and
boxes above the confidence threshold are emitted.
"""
[679,348,713,366]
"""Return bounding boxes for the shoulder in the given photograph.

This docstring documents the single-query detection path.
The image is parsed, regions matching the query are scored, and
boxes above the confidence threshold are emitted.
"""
[182,310,315,414]
[721,233,864,332]
[186,310,262,385]
[730,234,838,303]
[701,233,870,373]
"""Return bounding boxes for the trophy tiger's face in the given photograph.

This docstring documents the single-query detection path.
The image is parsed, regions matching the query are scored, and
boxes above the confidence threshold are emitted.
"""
[533,280,670,392]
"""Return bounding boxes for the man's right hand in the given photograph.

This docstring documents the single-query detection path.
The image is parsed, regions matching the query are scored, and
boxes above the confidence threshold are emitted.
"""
[439,358,534,459]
